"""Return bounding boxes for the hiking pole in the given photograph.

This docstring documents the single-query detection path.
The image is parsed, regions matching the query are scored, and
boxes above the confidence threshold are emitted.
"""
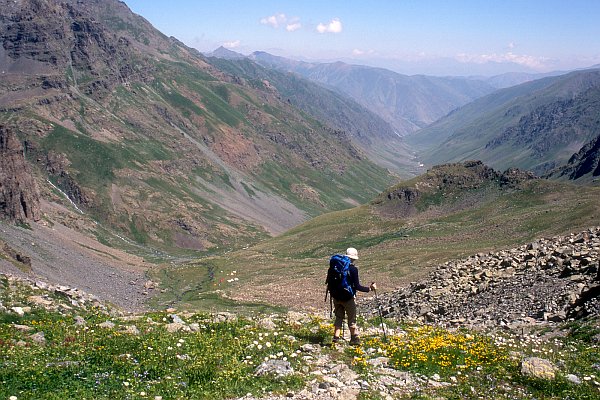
[373,288,388,343]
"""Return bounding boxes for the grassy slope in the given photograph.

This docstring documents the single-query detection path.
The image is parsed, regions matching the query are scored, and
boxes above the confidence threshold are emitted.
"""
[406,77,558,162]
[151,169,600,312]
[3,275,599,400]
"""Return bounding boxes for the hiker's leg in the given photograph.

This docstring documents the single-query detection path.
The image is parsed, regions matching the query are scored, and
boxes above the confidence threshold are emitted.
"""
[346,298,358,333]
[332,299,344,340]
[346,299,361,344]
[334,326,341,338]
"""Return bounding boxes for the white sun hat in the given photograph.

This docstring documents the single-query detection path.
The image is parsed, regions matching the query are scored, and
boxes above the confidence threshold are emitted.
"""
[345,247,358,260]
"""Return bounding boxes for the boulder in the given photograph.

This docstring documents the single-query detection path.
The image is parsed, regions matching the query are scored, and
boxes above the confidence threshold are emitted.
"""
[99,321,116,329]
[520,357,557,380]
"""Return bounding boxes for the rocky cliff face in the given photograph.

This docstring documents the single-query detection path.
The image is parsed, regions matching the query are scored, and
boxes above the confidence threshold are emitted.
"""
[0,126,41,222]
[0,0,161,98]
[365,227,600,327]
[549,134,600,181]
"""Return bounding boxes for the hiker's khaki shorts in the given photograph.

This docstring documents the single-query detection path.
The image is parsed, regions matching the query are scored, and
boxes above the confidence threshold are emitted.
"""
[333,297,357,329]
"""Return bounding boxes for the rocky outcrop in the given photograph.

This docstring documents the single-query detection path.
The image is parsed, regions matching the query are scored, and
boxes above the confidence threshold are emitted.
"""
[375,161,537,217]
[0,273,110,313]
[0,126,40,222]
[364,227,600,328]
[1,239,32,268]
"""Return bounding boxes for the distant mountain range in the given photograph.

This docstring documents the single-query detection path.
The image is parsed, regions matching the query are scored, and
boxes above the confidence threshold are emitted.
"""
[247,52,498,135]
[407,68,600,176]
[208,48,504,135]
[209,48,600,182]
[476,70,572,89]
[205,55,417,175]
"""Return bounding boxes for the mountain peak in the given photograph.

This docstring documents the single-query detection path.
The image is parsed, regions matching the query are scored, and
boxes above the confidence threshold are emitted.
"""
[206,46,245,60]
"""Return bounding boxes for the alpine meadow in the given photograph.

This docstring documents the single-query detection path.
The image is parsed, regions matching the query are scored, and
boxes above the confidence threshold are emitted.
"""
[1,1,599,399]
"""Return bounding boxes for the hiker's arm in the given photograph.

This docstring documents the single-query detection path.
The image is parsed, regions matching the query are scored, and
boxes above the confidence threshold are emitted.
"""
[350,267,370,292]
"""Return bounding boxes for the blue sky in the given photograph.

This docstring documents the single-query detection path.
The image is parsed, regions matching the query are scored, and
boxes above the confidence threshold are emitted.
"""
[124,1,600,76]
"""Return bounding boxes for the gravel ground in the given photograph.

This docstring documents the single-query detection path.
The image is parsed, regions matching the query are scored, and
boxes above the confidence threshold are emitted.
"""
[0,221,151,312]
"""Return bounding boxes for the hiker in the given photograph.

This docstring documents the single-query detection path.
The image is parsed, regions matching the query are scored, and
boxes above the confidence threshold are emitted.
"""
[326,247,376,345]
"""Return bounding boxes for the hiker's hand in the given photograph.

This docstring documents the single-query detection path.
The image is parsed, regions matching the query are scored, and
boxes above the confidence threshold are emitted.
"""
[370,282,377,291]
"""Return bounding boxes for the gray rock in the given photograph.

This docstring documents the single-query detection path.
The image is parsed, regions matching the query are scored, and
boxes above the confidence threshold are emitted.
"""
[213,312,236,323]
[10,306,25,316]
[337,367,359,384]
[255,359,294,378]
[169,314,185,324]
[46,360,82,368]
[99,321,116,329]
[121,325,140,335]
[359,228,600,328]
[258,317,278,330]
[367,357,390,367]
[12,324,34,332]
[301,343,320,353]
[165,322,187,333]
[28,295,54,307]
[30,331,47,346]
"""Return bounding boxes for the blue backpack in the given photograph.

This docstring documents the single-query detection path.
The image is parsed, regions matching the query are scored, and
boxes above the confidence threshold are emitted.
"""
[327,254,355,301]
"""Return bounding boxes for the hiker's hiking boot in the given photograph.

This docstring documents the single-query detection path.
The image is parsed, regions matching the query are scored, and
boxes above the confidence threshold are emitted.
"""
[349,335,361,346]
[332,336,340,344]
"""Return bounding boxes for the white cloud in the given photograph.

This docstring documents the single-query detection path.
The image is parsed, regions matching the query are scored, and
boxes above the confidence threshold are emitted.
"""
[455,52,550,70]
[352,48,376,57]
[286,22,302,32]
[316,18,342,34]
[260,13,287,28]
[223,40,241,49]
[507,42,516,49]
[261,13,302,32]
